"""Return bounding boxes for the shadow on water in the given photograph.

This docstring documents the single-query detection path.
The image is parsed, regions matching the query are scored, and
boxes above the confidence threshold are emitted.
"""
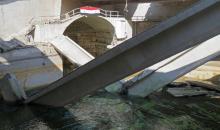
[1,90,220,130]
[0,100,82,130]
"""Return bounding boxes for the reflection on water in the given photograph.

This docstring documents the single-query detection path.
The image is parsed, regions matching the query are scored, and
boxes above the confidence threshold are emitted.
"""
[1,91,220,130]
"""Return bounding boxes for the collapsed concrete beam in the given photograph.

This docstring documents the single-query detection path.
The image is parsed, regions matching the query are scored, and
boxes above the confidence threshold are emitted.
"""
[25,1,220,107]
[105,48,193,93]
[0,46,63,90]
[50,35,94,66]
[128,35,220,97]
[0,73,27,103]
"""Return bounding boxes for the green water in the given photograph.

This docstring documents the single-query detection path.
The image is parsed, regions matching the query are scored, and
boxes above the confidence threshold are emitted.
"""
[0,91,220,130]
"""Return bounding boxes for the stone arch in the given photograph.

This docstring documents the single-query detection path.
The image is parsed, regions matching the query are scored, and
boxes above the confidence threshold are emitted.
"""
[63,16,116,57]
[34,14,132,45]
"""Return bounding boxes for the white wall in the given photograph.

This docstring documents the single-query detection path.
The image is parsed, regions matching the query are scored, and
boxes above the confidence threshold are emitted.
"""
[130,1,196,21]
[0,0,61,40]
[101,1,196,21]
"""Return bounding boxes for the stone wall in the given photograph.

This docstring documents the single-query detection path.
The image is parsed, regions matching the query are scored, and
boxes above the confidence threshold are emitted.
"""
[64,19,114,57]
[130,0,197,36]
[71,32,113,57]
[132,21,159,36]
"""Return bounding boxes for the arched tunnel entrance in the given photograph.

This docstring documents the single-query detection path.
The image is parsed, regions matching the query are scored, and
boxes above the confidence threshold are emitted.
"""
[62,16,116,74]
[64,16,116,57]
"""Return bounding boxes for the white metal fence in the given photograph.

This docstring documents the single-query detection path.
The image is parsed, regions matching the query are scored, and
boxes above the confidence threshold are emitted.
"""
[30,8,123,25]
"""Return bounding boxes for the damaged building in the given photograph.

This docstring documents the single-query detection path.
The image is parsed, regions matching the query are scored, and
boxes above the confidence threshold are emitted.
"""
[0,0,220,129]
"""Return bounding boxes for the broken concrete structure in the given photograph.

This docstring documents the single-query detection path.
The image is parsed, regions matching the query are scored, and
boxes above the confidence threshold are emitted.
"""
[0,0,220,105]
[0,73,27,102]
[25,1,220,106]
[127,35,220,97]
[0,0,197,91]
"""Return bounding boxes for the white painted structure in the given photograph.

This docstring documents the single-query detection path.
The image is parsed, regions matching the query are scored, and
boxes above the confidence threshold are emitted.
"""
[0,0,61,40]
[33,9,132,43]
[0,45,63,90]
[128,2,194,21]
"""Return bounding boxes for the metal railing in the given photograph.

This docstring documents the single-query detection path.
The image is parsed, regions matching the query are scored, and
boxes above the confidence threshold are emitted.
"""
[29,16,60,24]
[60,8,81,20]
[61,8,123,19]
[100,9,122,17]
[131,16,164,22]
[131,16,146,21]
[30,7,123,25]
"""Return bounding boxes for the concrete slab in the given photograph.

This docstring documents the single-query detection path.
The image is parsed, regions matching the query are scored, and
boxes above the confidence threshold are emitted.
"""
[50,35,94,66]
[0,73,27,103]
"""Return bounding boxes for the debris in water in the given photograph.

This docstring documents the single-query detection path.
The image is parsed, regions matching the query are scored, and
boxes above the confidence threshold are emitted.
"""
[167,87,209,97]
